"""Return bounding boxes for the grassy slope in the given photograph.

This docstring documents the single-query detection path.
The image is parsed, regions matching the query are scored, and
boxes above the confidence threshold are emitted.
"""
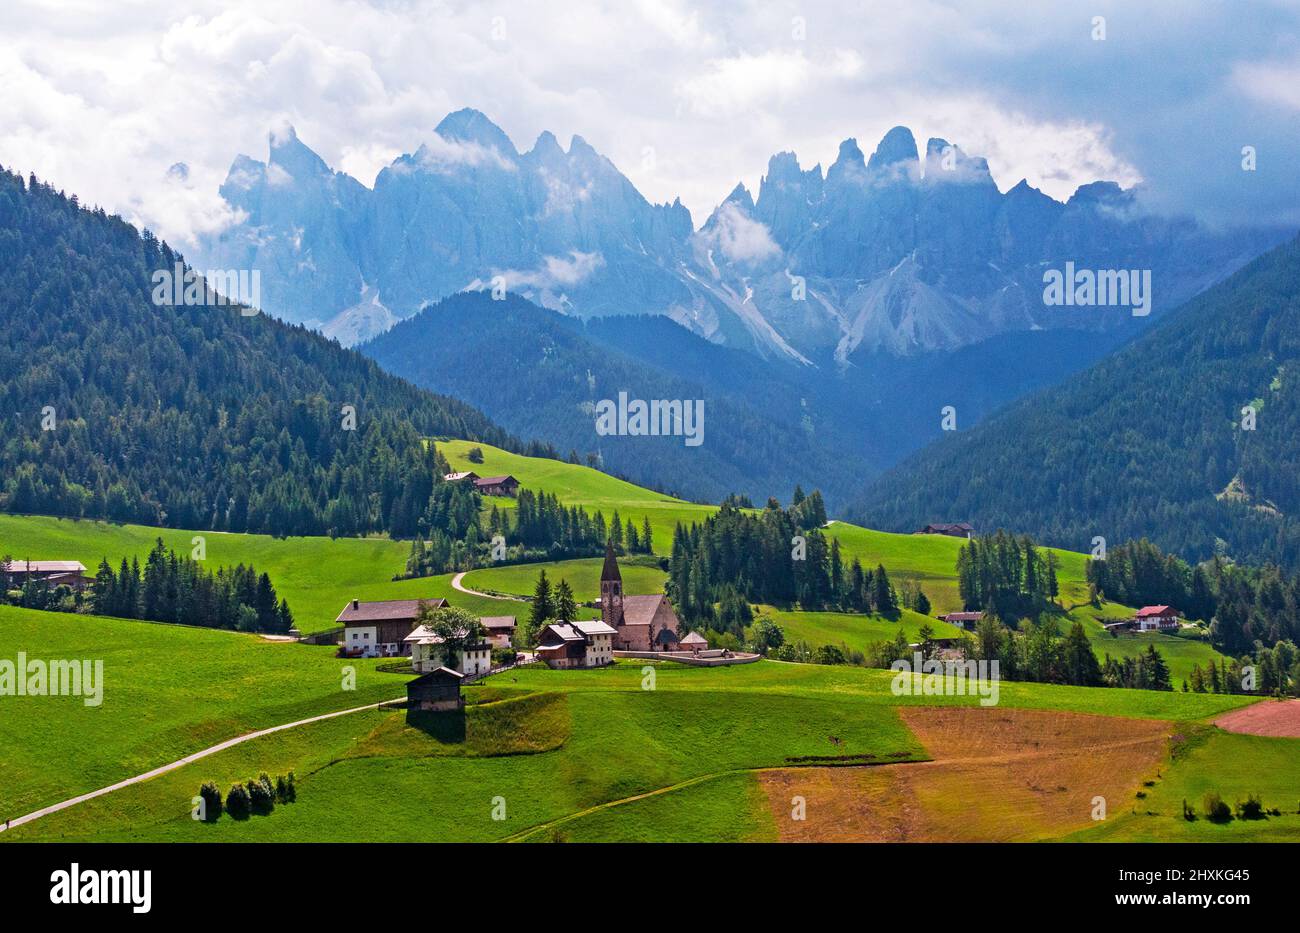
[1068,728,1300,842]
[749,607,961,656]
[0,513,525,634]
[4,658,1265,843]
[461,556,667,604]
[4,682,921,842]
[0,606,401,816]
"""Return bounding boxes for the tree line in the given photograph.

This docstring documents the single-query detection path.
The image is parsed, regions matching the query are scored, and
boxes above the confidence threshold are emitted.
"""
[956,530,1060,624]
[667,490,903,634]
[403,477,654,578]
[89,538,294,633]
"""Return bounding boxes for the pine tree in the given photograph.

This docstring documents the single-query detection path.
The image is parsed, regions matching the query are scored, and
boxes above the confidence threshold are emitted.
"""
[529,569,554,628]
[554,579,578,623]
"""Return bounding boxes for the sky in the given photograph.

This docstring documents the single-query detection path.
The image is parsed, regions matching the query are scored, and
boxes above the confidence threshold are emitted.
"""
[1,0,1297,247]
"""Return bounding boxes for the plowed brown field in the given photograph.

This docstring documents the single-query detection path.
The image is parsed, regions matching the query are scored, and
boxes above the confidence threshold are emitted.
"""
[760,707,1171,841]
[1214,699,1300,737]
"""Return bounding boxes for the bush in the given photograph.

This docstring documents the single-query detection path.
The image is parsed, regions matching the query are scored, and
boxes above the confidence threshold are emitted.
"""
[198,781,223,822]
[814,644,847,666]
[275,772,297,804]
[466,447,484,463]
[1202,792,1232,823]
[1236,794,1265,820]
[248,774,275,815]
[1182,799,1196,821]
[225,783,251,820]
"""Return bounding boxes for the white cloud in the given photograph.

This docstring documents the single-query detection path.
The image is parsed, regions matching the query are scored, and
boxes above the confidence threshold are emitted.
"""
[1231,59,1300,112]
[494,250,605,290]
[695,202,781,265]
[0,0,1290,246]
[412,134,518,174]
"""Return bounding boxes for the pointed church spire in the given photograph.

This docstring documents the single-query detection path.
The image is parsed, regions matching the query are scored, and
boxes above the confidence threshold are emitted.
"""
[601,539,622,582]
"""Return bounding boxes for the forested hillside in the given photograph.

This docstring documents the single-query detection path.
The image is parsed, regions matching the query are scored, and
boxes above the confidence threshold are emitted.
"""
[361,292,872,505]
[851,234,1300,568]
[0,167,519,537]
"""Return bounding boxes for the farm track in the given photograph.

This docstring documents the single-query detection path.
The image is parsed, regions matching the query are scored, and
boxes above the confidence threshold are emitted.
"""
[0,696,403,836]
[451,571,527,601]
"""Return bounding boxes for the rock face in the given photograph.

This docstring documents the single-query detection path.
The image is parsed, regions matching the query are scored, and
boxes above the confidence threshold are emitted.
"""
[198,110,1287,356]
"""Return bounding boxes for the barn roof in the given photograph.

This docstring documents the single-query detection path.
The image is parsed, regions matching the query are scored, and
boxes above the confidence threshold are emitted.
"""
[2,560,87,573]
[1136,605,1173,617]
[407,667,464,686]
[337,597,447,625]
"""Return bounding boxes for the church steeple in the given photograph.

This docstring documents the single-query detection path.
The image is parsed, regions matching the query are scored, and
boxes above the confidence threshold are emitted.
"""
[600,539,624,630]
[601,539,622,583]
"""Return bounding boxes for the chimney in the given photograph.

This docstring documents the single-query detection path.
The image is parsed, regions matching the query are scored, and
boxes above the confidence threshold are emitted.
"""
[351,598,359,610]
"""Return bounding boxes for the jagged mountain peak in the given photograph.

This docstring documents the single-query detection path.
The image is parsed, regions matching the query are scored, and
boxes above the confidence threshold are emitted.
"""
[266,124,332,178]
[867,126,919,173]
[433,107,519,156]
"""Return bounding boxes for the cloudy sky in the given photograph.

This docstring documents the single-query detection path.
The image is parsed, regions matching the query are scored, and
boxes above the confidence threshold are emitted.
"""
[2,0,1297,247]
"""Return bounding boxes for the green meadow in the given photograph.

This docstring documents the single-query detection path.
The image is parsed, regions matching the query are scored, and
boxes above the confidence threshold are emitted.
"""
[0,512,524,634]
[1070,728,1300,842]
[2,655,1266,843]
[749,607,960,656]
[0,606,400,817]
[461,556,668,604]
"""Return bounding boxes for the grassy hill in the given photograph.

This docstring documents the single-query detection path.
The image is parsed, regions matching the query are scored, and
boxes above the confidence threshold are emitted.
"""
[2,656,1266,843]
[0,606,400,817]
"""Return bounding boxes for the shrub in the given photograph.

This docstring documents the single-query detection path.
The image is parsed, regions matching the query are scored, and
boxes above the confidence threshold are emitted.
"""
[1202,792,1232,823]
[466,447,484,464]
[225,783,251,820]
[1182,799,1196,821]
[247,774,275,815]
[198,781,223,822]
[814,644,847,666]
[274,772,297,804]
[1236,794,1265,821]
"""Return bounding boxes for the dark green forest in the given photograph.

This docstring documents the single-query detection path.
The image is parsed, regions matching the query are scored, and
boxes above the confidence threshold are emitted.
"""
[0,167,529,537]
[852,234,1300,569]
[668,489,902,633]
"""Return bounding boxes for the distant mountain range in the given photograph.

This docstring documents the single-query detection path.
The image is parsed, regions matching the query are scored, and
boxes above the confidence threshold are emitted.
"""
[198,109,1288,359]
[850,233,1300,568]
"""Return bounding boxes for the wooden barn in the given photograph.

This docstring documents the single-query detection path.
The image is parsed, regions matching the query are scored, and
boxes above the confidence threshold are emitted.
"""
[406,667,464,712]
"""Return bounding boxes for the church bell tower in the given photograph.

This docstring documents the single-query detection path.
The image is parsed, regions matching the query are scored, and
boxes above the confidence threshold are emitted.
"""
[600,540,624,630]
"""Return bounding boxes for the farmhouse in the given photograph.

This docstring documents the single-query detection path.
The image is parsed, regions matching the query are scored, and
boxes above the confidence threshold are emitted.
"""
[535,618,616,669]
[916,522,975,538]
[473,474,520,497]
[599,542,682,651]
[1,560,91,592]
[336,597,449,658]
[479,616,516,647]
[1133,605,1180,632]
[406,667,465,712]
[444,471,479,483]
[939,611,984,631]
[404,624,493,677]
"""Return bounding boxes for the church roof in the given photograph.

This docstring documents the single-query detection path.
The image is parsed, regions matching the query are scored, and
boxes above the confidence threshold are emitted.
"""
[600,540,621,583]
